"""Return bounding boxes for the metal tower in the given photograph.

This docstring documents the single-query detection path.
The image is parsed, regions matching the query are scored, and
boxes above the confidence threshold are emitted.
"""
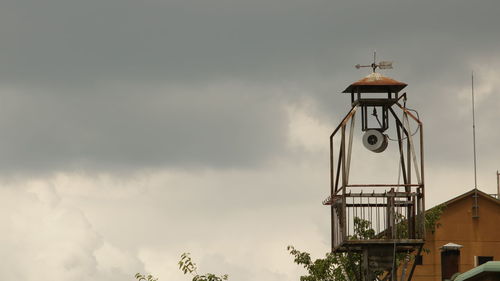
[323,61,425,281]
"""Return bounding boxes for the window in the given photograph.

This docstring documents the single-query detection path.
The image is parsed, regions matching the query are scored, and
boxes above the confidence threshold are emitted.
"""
[476,256,493,266]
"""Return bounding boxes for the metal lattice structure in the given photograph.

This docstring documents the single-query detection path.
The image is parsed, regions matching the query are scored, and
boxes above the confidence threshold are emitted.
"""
[323,70,425,281]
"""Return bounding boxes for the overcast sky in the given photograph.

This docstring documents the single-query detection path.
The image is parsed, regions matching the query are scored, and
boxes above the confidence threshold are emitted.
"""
[1,0,500,280]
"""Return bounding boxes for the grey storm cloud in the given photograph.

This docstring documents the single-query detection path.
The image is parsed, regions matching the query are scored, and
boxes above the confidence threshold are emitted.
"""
[0,83,289,172]
[0,0,499,173]
[1,1,500,281]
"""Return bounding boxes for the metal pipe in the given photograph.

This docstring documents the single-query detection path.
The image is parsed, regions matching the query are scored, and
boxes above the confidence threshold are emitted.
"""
[497,170,500,198]
[341,125,347,243]
[472,72,478,190]
[346,111,357,183]
[335,149,342,193]
[390,108,408,186]
[330,122,334,196]
[472,72,479,218]
[420,119,425,226]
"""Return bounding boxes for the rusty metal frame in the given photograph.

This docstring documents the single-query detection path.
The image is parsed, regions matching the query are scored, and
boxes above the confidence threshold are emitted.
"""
[325,98,425,280]
[326,100,424,200]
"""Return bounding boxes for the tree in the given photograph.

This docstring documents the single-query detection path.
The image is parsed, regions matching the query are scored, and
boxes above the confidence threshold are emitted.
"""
[288,206,446,281]
[288,217,373,281]
[135,253,228,281]
[135,273,158,281]
[178,253,229,281]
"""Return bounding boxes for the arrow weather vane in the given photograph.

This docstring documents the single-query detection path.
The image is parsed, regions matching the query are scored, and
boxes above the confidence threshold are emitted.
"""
[355,51,393,73]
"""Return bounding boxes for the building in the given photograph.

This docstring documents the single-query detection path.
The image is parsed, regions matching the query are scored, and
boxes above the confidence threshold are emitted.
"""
[412,189,500,280]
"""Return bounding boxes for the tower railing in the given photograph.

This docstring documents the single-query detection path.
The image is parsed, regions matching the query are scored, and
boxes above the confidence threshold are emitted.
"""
[326,187,424,251]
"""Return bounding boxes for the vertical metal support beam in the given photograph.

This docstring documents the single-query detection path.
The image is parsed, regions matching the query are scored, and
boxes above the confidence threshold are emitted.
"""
[402,106,425,239]
[362,105,367,131]
[393,113,408,185]
[335,148,342,193]
[392,246,398,281]
[390,107,414,238]
[403,114,422,185]
[341,125,347,243]
[330,133,334,195]
[419,188,425,238]
[406,134,413,240]
[410,194,416,238]
[387,189,395,239]
[384,106,389,130]
[419,123,425,234]
[331,205,334,252]
[333,146,343,247]
[363,248,369,281]
[330,134,335,251]
[346,111,356,182]
[341,124,346,189]
[407,245,423,281]
[406,116,412,190]
[389,108,411,185]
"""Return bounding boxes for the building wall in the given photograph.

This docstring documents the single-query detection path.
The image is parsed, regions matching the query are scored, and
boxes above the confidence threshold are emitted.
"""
[412,193,500,281]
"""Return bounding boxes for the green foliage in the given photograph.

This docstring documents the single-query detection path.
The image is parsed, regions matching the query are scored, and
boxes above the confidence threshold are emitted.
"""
[135,253,228,281]
[420,203,446,254]
[351,217,376,240]
[287,217,381,281]
[179,253,198,275]
[288,208,447,280]
[135,273,158,281]
[425,203,446,234]
[179,253,229,281]
[191,273,229,281]
[287,245,357,281]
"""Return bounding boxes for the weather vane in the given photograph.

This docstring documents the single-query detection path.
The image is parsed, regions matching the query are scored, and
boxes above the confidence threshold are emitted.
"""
[355,51,393,72]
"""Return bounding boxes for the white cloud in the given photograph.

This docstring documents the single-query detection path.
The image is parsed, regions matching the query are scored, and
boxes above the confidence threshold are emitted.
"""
[0,145,331,281]
[287,99,331,153]
[0,181,143,281]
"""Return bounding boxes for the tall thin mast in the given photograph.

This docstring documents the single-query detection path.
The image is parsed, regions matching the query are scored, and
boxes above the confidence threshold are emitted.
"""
[497,170,499,198]
[472,72,478,190]
[472,71,479,217]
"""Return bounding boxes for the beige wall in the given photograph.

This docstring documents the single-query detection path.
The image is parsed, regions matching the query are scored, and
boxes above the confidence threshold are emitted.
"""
[412,194,500,281]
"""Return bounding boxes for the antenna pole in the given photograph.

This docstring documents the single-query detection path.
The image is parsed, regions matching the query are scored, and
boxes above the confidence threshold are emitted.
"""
[497,170,499,198]
[472,71,478,190]
[472,71,479,217]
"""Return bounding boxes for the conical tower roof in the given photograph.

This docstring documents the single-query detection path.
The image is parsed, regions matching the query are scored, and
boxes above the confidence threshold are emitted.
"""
[342,72,407,94]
